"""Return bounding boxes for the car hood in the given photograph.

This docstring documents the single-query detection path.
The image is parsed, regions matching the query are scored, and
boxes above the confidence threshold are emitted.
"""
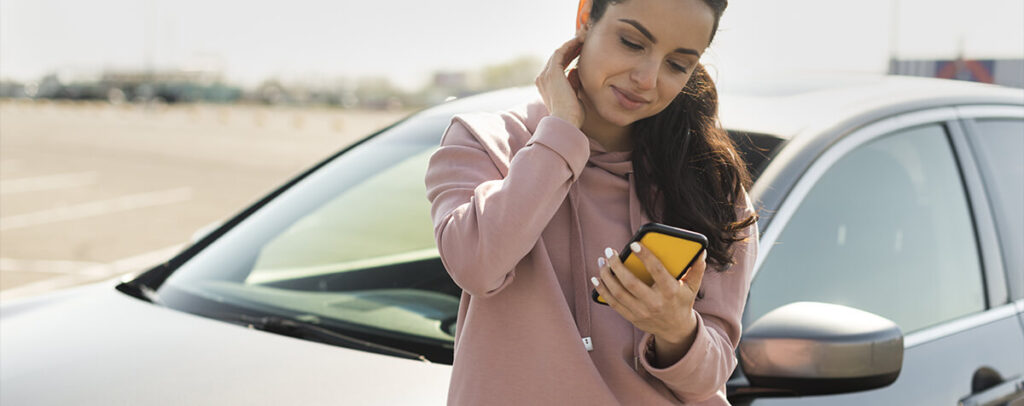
[0,278,452,405]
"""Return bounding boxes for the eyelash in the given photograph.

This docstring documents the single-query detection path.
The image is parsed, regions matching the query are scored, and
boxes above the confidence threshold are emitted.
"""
[619,37,688,74]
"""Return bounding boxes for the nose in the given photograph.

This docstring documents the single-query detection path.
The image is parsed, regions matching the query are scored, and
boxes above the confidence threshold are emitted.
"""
[629,59,658,90]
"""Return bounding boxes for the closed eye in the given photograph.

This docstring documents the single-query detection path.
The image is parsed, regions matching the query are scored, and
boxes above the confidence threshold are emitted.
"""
[620,37,643,51]
[621,36,688,74]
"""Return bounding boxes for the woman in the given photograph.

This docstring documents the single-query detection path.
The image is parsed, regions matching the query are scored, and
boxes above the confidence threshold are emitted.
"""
[425,0,758,404]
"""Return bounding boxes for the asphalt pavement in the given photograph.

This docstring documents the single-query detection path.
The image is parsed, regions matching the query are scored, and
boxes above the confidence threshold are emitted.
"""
[0,100,410,302]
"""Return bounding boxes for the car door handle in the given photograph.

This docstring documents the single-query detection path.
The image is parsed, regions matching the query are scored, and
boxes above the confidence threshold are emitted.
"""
[959,377,1024,406]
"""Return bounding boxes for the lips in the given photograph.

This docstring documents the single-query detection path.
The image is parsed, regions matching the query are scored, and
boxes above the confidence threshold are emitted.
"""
[611,86,649,110]
[613,86,649,103]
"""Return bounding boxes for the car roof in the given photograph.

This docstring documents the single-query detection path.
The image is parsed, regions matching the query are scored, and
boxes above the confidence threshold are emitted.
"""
[425,73,1022,141]
[716,73,1023,232]
[717,72,1024,139]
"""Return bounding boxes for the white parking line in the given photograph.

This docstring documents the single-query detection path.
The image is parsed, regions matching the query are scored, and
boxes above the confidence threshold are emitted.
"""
[0,187,193,231]
[0,171,99,195]
[0,244,185,302]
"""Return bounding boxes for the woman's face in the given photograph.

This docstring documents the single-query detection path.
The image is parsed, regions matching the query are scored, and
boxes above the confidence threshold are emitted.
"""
[577,0,715,128]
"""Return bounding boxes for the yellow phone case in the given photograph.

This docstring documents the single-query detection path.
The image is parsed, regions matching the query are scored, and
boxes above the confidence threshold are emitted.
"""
[593,223,707,305]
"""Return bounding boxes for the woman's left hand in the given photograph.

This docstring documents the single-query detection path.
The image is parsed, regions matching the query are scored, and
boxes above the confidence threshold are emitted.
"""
[592,243,707,344]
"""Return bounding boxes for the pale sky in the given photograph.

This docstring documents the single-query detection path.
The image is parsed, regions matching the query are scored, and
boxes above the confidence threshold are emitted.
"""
[1,0,1022,90]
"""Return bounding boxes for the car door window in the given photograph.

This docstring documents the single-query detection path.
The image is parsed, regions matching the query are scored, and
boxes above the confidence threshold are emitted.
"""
[746,124,986,333]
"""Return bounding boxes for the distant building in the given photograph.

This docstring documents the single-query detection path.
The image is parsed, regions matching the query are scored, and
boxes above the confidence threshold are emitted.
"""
[0,81,26,98]
[12,69,242,103]
[890,58,1024,88]
[421,71,477,106]
[99,70,240,103]
[432,72,469,89]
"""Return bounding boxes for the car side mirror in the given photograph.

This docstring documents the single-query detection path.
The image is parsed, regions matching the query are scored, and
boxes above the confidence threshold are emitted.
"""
[736,302,903,397]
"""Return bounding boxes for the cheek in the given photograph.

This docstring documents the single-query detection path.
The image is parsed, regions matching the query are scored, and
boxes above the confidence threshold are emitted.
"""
[653,81,686,111]
[577,35,627,86]
[577,45,602,83]
[658,87,679,106]
[576,59,606,101]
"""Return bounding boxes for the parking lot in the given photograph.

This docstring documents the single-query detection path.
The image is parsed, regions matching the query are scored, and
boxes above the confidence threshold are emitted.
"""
[0,100,410,301]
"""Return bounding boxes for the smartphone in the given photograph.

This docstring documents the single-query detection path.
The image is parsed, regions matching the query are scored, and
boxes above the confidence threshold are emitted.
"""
[592,223,708,305]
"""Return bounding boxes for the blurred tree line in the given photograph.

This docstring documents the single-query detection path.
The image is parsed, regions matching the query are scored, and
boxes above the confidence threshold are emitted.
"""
[1,55,544,110]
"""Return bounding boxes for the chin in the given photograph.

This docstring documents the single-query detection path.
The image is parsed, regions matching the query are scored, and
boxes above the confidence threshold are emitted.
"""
[598,102,657,128]
[581,85,659,129]
[585,97,634,128]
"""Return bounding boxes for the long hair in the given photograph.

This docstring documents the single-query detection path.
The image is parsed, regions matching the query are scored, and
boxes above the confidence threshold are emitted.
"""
[631,64,756,270]
[590,0,757,271]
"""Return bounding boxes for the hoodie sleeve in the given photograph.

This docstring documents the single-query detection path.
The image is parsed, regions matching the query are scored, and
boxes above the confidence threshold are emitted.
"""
[425,115,590,298]
[635,191,759,402]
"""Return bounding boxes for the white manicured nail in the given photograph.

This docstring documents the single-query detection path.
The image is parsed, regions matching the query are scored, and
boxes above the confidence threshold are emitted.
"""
[630,242,641,253]
[604,247,614,258]
[591,276,600,287]
[597,257,606,268]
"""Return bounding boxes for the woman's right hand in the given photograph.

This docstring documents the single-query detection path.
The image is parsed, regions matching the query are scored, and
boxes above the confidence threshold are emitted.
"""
[536,35,585,128]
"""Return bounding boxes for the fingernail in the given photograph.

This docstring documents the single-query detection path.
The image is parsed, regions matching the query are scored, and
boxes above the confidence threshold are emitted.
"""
[597,257,606,268]
[591,276,600,287]
[604,247,614,258]
[630,242,641,253]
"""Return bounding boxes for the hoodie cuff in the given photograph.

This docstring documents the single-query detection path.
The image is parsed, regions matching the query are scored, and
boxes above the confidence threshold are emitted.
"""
[527,116,590,181]
[637,313,716,381]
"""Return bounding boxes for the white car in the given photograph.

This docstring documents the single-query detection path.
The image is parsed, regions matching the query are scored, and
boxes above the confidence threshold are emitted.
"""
[3,74,1022,405]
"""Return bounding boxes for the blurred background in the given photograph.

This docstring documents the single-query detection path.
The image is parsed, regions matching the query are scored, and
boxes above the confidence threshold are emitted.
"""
[1,0,1022,301]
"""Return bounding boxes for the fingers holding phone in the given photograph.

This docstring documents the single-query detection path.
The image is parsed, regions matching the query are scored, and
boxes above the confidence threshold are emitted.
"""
[592,238,706,340]
[596,247,649,312]
[681,250,707,296]
[592,223,707,306]
[628,241,684,296]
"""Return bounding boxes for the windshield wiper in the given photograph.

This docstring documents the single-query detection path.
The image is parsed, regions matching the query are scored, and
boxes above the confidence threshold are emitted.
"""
[233,314,432,364]
[116,281,430,362]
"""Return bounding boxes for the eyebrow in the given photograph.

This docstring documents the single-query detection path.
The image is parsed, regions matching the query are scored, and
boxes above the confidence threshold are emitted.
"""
[618,18,701,57]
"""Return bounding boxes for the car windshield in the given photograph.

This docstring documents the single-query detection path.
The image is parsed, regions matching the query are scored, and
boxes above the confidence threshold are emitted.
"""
[156,111,461,356]
[152,89,783,362]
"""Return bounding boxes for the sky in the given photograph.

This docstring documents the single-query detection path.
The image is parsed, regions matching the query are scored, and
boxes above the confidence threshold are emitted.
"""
[1,0,1022,91]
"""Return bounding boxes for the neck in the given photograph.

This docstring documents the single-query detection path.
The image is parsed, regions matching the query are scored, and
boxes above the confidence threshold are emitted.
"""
[580,96,633,152]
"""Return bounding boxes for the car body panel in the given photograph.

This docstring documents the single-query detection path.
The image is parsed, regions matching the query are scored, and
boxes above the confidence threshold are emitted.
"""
[0,278,451,406]
[745,305,1024,405]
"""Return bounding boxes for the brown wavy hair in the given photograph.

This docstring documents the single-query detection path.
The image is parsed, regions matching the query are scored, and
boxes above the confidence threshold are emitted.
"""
[590,0,758,271]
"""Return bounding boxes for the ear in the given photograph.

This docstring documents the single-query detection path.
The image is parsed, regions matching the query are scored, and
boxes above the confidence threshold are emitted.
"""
[575,21,591,39]
[575,0,592,34]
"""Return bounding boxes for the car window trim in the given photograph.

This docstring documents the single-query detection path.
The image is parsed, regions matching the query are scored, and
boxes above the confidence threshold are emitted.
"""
[956,105,1024,302]
[946,114,1009,306]
[904,301,1022,348]
[751,106,1000,349]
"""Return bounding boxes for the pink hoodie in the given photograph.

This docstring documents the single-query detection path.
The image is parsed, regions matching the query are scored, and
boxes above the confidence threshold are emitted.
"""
[425,98,758,405]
